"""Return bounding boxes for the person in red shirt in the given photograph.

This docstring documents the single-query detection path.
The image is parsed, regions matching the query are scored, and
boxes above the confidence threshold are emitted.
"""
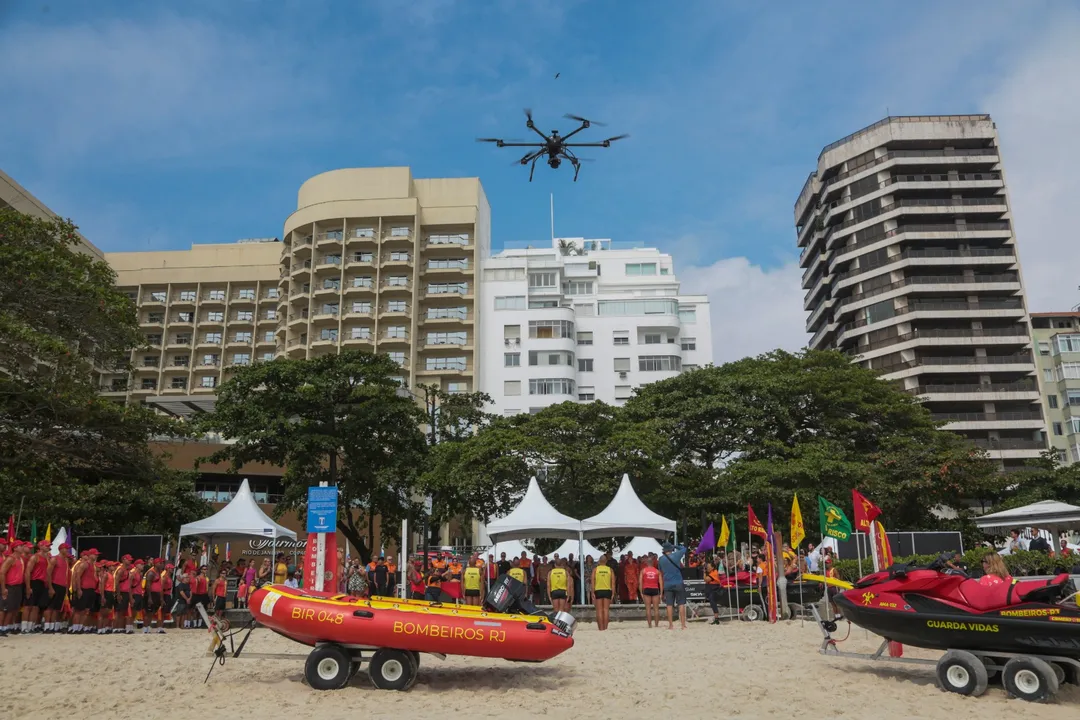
[143,558,165,634]
[113,555,133,634]
[161,564,175,629]
[97,560,115,634]
[44,543,72,633]
[212,572,228,620]
[23,540,51,633]
[1,541,30,635]
[69,548,100,633]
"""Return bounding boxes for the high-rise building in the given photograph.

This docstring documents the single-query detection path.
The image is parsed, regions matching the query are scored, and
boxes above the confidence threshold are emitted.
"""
[794,115,1045,468]
[479,237,711,414]
[1031,312,1080,464]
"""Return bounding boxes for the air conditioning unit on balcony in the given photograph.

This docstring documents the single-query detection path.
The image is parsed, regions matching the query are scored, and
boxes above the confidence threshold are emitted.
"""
[618,372,628,380]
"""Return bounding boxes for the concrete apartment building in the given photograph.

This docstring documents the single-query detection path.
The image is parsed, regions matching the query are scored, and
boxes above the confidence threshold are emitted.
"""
[1031,312,1080,464]
[1,168,103,259]
[794,115,1045,468]
[479,237,711,414]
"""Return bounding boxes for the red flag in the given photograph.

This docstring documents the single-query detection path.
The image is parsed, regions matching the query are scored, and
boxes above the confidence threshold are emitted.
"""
[852,489,882,533]
[748,505,767,539]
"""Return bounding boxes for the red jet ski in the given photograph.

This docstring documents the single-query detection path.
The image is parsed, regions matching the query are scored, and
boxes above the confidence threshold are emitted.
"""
[826,559,1080,702]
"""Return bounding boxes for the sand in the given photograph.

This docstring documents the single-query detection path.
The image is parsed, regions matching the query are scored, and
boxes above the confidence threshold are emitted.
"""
[5,620,1078,719]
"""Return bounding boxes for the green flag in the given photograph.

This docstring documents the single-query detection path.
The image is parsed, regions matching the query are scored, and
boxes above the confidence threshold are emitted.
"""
[727,515,737,550]
[818,496,853,541]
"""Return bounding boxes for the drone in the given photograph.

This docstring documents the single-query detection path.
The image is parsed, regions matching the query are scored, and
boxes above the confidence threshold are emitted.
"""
[477,109,629,181]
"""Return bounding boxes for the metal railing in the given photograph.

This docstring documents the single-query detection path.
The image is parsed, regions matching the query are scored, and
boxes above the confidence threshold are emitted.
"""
[932,411,1042,423]
[911,382,1036,395]
[834,247,1016,283]
[973,439,1046,451]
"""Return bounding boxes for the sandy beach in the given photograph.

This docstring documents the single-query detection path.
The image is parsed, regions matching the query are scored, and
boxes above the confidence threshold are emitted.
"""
[6,619,1078,719]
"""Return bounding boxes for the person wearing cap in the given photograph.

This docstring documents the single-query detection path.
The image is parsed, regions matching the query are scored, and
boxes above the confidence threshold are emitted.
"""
[1,541,30,635]
[44,543,72,633]
[659,541,688,630]
[113,555,134,634]
[161,563,175,629]
[129,559,145,629]
[96,560,114,634]
[67,547,97,633]
[22,540,51,633]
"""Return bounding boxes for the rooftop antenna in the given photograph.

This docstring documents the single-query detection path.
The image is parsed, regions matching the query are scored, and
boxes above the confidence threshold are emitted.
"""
[550,193,555,243]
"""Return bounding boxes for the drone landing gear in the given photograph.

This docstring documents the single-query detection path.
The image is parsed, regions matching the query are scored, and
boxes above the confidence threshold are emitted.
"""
[529,156,540,182]
[571,159,581,182]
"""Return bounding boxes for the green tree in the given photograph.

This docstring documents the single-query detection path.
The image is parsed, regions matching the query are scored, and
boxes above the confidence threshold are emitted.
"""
[988,452,1080,511]
[0,209,206,536]
[197,351,428,562]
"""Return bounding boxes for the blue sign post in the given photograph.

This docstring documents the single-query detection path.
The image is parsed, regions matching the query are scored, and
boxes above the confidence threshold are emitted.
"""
[307,486,338,533]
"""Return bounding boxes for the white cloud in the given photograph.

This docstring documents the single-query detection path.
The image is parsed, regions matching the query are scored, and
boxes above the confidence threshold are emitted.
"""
[0,15,330,165]
[984,13,1080,312]
[679,257,807,364]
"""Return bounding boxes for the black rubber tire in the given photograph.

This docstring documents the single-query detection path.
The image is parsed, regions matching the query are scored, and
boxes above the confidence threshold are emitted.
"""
[304,644,353,691]
[369,649,415,691]
[1049,662,1068,686]
[1002,656,1060,702]
[405,652,420,690]
[740,605,762,622]
[935,650,989,697]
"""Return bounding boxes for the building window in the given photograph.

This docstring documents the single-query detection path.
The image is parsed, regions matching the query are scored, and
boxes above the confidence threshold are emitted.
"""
[643,333,662,345]
[614,385,632,400]
[204,332,222,344]
[613,331,629,345]
[260,352,274,362]
[1044,368,1055,382]
[237,289,256,300]
[146,334,161,346]
[388,352,406,366]
[578,391,595,401]
[1054,334,1080,354]
[1049,395,1059,409]
[639,355,682,372]
[265,309,278,320]
[528,319,574,339]
[320,328,338,341]
[172,355,189,367]
[505,353,520,367]
[425,357,467,371]
[200,376,217,388]
[529,351,574,366]
[428,232,468,245]
[446,382,468,393]
[265,288,279,299]
[232,353,251,366]
[352,276,374,288]
[170,377,187,389]
[207,289,226,301]
[429,258,469,270]
[679,308,697,323]
[142,356,159,367]
[1066,390,1080,406]
[174,334,191,345]
[495,295,526,310]
[504,380,521,396]
[427,331,466,345]
[233,331,252,343]
[614,358,631,372]
[321,254,342,266]
[353,251,373,263]
[529,378,575,395]
[577,332,593,345]
[575,303,595,316]
[390,226,411,237]
[578,358,593,372]
[387,300,407,313]
[147,312,164,324]
[427,306,467,320]
[207,311,224,322]
[389,251,410,262]
[599,300,679,317]
[625,263,657,276]
[529,272,557,288]
[149,291,167,302]
[321,303,339,315]
[350,327,370,340]
[388,275,409,287]
[353,227,375,238]
[235,310,254,321]
[323,278,341,290]
[1059,362,1080,380]
[427,282,469,295]
[178,290,196,302]
[484,267,524,281]
[681,338,697,351]
[352,301,372,314]
[1054,422,1063,436]
[200,354,219,366]
[565,281,593,295]
[385,326,407,339]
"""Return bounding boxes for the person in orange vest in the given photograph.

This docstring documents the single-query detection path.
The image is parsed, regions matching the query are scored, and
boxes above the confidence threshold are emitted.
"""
[448,557,463,581]
[424,562,446,602]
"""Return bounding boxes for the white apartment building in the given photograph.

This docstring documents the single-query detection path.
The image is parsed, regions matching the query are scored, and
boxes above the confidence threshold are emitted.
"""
[479,237,711,414]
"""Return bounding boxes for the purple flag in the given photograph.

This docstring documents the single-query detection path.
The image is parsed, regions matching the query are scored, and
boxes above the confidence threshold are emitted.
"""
[696,523,716,554]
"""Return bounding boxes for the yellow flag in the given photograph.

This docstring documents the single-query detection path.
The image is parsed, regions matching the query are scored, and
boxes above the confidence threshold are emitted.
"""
[717,516,730,549]
[790,494,806,548]
[44,524,52,543]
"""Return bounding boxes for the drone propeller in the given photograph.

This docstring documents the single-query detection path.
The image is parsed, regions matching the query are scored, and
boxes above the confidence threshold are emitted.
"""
[476,138,502,143]
[604,134,629,142]
[524,108,534,123]
[564,113,606,127]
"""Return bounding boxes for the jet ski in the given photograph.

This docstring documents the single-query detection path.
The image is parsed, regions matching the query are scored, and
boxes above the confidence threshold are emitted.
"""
[835,561,1080,659]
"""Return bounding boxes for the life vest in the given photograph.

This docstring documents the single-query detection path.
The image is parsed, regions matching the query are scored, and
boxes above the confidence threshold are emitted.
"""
[548,568,568,592]
[463,567,482,591]
[594,565,614,592]
[508,567,527,584]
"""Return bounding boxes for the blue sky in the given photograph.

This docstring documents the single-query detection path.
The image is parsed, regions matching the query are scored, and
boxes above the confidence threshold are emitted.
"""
[2,1,1078,360]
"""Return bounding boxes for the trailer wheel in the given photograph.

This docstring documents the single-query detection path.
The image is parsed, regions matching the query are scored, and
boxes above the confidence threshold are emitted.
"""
[405,652,421,690]
[369,649,416,691]
[740,605,762,622]
[1003,657,1059,702]
[304,644,353,690]
[935,650,988,697]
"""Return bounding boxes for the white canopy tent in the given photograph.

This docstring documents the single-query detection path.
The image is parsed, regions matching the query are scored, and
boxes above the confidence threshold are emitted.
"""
[581,474,676,540]
[552,537,606,560]
[484,477,582,542]
[975,500,1080,552]
[179,479,297,564]
[616,536,664,558]
[488,540,532,561]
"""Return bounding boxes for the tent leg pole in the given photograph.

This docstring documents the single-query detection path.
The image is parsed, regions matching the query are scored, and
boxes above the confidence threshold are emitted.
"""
[578,532,585,609]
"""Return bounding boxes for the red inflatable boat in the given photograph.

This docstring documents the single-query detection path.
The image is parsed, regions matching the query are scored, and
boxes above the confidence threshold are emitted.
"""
[242,581,576,690]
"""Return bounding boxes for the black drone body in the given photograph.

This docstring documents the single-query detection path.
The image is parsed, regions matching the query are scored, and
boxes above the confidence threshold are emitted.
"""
[477,109,628,181]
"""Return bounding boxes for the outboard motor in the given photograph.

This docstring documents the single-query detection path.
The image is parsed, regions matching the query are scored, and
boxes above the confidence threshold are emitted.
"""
[485,575,576,635]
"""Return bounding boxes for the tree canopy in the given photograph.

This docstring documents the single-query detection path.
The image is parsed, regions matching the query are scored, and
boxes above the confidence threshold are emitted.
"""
[197,351,430,562]
[428,349,1005,538]
[0,209,206,537]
